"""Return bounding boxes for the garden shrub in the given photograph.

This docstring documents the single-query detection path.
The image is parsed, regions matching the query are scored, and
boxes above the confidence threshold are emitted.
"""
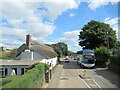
[108,50,120,75]
[0,56,11,59]
[2,63,50,88]
[95,46,112,66]
[1,77,18,86]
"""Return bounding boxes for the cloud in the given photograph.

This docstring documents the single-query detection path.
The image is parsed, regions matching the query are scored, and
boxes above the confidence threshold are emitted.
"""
[0,38,24,49]
[104,17,111,22]
[104,17,120,26]
[104,17,120,40]
[1,27,27,40]
[1,0,81,49]
[69,13,76,17]
[56,30,82,52]
[37,0,80,20]
[68,44,82,52]
[57,30,80,43]
[87,0,119,10]
[1,0,80,20]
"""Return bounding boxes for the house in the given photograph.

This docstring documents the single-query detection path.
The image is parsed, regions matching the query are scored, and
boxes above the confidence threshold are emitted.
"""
[0,34,58,77]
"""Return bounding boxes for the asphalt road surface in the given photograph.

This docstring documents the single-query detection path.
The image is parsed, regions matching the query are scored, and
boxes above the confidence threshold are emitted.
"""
[47,59,119,89]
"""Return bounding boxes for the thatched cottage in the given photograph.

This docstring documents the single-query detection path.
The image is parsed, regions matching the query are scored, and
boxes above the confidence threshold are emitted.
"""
[0,34,58,77]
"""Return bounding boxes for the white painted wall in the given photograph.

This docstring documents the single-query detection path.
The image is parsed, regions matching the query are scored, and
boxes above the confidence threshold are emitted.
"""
[40,57,57,70]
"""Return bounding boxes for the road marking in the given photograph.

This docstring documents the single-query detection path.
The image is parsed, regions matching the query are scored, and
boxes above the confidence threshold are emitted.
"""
[89,84,97,87]
[92,79,102,90]
[76,69,103,90]
[76,70,92,90]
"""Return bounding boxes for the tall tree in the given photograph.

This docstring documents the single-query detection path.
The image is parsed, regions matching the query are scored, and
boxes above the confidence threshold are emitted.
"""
[52,42,68,57]
[79,20,117,49]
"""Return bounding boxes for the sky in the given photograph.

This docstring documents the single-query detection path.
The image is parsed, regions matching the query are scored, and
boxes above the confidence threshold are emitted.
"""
[0,0,120,52]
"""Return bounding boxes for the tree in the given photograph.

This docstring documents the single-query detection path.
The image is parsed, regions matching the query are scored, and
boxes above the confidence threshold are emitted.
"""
[79,20,117,49]
[68,51,76,56]
[45,42,68,57]
[9,49,18,59]
[77,51,82,54]
[52,42,68,57]
[115,41,120,50]
[95,46,112,66]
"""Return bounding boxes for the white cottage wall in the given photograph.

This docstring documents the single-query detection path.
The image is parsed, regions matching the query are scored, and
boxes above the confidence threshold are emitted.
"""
[40,57,57,69]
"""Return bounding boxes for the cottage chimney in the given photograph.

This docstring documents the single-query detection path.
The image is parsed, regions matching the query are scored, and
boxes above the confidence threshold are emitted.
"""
[26,34,32,49]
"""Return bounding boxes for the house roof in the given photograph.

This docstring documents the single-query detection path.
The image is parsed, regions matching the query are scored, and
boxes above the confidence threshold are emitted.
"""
[0,60,42,66]
[16,37,57,59]
[30,41,57,58]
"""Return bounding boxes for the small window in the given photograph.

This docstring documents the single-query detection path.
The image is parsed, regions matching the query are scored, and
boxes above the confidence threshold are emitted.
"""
[21,68,24,75]
[5,68,8,76]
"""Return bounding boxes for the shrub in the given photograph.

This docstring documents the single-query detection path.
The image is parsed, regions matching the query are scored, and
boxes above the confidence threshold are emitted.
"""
[1,77,18,86]
[108,50,120,75]
[95,46,112,66]
[0,56,11,59]
[2,63,50,88]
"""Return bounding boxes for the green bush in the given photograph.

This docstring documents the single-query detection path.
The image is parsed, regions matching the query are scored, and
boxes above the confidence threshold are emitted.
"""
[1,77,18,86]
[2,63,50,88]
[95,46,112,66]
[108,50,120,75]
[0,56,11,59]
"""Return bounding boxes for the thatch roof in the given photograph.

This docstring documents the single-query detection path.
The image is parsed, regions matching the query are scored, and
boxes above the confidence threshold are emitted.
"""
[16,40,57,59]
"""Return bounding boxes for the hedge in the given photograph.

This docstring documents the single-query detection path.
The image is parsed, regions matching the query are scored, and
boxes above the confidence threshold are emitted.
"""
[1,77,19,86]
[108,51,120,75]
[2,63,50,88]
[95,46,112,66]
[0,56,11,59]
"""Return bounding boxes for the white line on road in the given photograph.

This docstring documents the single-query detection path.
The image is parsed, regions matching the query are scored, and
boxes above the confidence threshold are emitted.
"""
[76,70,92,90]
[76,69,103,90]
[92,79,103,90]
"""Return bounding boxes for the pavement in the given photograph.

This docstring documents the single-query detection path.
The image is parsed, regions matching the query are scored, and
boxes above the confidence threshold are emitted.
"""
[46,59,120,89]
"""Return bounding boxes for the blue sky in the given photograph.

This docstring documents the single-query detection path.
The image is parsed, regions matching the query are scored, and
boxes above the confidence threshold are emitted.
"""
[0,0,119,52]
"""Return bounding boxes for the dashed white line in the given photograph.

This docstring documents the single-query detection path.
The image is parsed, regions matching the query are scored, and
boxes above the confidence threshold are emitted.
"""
[76,69,103,90]
[92,79,103,90]
[76,70,92,90]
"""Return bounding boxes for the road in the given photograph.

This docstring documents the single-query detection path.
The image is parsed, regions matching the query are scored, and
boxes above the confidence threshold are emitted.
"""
[47,59,119,89]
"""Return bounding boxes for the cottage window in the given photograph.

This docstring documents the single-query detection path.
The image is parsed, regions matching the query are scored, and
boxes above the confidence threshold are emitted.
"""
[0,68,4,77]
[21,68,24,75]
[12,68,17,75]
[5,68,8,76]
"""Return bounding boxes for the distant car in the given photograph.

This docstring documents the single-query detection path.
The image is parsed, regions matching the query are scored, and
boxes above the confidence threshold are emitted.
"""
[74,57,77,60]
[65,56,70,63]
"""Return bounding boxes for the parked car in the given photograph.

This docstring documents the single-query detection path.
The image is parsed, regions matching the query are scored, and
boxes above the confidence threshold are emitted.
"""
[74,57,78,60]
[65,56,70,63]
